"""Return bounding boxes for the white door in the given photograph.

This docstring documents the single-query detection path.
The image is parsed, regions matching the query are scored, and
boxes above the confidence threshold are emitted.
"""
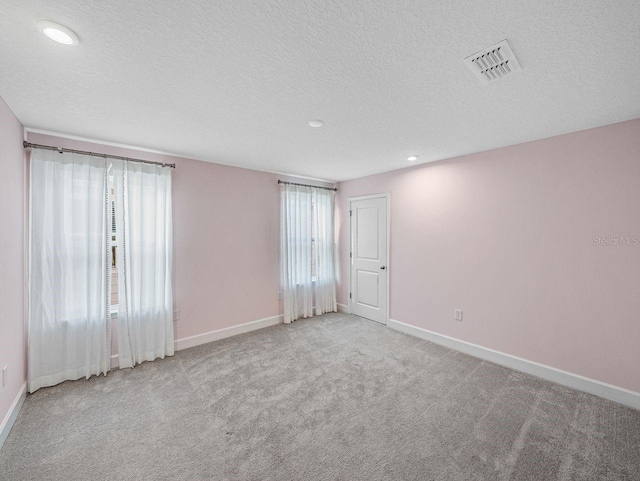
[350,196,388,324]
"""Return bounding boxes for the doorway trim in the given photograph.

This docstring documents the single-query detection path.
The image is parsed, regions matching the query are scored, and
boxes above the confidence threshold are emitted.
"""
[348,193,391,325]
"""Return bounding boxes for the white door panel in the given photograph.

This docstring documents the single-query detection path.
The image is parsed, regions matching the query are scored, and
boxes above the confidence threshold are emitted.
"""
[356,270,379,307]
[356,207,380,260]
[350,196,388,324]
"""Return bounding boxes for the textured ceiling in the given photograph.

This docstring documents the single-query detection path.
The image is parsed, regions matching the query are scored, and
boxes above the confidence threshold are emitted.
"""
[1,1,639,182]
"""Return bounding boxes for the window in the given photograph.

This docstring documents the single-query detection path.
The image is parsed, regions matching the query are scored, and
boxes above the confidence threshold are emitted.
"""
[311,201,316,280]
[110,182,119,310]
[280,184,337,323]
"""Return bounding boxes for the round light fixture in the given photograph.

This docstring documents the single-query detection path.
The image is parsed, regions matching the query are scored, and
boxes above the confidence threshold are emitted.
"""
[407,155,418,162]
[37,21,79,46]
[308,120,324,128]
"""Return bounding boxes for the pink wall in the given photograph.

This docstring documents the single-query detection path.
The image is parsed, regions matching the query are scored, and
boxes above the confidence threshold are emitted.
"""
[337,119,640,393]
[26,133,332,353]
[0,97,26,427]
[15,116,640,397]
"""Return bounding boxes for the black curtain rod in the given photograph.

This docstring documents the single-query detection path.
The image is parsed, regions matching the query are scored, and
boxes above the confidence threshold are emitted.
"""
[23,141,176,169]
[278,180,337,192]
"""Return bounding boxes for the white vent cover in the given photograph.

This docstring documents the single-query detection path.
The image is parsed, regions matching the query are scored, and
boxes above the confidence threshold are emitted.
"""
[464,39,521,83]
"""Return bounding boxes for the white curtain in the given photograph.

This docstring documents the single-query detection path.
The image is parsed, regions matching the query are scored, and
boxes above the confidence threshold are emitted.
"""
[29,150,111,393]
[313,189,337,315]
[113,160,174,368]
[280,184,336,324]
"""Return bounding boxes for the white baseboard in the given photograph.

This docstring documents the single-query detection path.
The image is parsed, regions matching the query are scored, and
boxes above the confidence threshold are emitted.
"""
[0,382,27,449]
[174,314,283,351]
[110,314,284,367]
[337,303,350,314]
[388,319,640,411]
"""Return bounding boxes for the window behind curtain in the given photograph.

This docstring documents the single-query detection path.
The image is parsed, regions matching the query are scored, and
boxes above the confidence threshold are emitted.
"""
[280,184,336,323]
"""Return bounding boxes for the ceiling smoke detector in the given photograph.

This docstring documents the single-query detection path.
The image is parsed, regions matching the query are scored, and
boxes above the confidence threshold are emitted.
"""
[464,39,521,84]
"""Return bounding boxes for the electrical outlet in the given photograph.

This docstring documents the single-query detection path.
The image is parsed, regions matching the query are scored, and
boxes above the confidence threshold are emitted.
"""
[278,291,282,300]
[173,310,180,322]
[2,366,7,388]
[455,309,463,321]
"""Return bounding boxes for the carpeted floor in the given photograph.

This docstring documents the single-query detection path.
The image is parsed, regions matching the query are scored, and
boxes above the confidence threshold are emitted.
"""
[1,313,639,480]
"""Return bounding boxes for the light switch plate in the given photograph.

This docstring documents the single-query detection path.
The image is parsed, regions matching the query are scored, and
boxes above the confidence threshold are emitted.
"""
[455,309,463,321]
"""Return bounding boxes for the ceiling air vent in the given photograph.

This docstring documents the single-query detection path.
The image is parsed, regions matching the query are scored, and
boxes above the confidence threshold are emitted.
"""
[464,39,521,84]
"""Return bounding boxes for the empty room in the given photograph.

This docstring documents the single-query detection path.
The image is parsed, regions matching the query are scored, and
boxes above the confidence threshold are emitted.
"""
[1,1,639,480]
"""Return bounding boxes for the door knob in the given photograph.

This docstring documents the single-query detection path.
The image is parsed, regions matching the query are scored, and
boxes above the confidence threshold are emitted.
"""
[380,266,386,270]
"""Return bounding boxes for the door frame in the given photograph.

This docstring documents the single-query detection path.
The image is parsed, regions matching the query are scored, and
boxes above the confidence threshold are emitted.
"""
[348,193,391,325]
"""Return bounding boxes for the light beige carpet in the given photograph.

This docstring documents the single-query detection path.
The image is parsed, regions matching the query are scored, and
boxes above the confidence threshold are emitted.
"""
[1,313,638,480]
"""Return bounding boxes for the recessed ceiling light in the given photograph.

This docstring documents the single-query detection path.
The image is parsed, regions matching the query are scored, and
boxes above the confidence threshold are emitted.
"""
[37,21,79,46]
[308,120,324,128]
[407,155,418,161]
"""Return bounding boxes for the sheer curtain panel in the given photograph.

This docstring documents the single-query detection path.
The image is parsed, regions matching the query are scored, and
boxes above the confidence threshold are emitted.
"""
[313,189,337,315]
[281,185,314,323]
[29,150,111,393]
[113,161,174,368]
